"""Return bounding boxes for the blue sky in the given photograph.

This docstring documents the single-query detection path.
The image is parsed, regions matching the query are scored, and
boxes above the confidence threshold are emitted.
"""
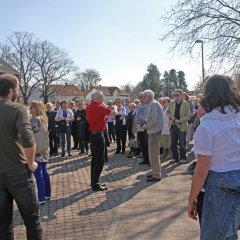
[1,0,203,90]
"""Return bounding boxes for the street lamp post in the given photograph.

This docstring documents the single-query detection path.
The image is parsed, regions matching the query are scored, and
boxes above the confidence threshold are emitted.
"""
[195,40,205,85]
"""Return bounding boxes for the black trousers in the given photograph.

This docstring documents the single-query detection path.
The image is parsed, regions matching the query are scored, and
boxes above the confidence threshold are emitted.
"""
[0,171,43,240]
[90,132,105,187]
[115,125,127,153]
[137,131,149,163]
[72,124,78,148]
[107,122,116,142]
[197,191,205,227]
[49,129,58,155]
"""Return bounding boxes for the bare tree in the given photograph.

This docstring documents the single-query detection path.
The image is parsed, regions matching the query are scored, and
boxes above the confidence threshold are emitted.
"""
[33,40,76,103]
[161,0,240,74]
[75,69,102,93]
[0,32,39,104]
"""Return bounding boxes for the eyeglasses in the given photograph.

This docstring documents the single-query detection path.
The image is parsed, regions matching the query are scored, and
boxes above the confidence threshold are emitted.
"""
[174,94,180,97]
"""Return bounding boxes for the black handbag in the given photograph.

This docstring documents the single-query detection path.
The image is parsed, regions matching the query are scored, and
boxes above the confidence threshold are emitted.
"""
[78,121,90,141]
[58,120,67,133]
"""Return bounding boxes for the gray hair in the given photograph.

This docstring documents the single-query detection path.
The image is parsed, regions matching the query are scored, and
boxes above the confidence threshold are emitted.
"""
[91,90,103,100]
[46,102,53,107]
[143,89,155,99]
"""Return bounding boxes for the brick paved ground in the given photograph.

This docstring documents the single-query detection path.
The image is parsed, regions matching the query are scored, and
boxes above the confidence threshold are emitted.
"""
[13,144,200,240]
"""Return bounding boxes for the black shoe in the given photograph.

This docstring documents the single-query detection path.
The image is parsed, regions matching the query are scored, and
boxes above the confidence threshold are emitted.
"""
[139,161,149,165]
[72,147,77,150]
[122,151,125,154]
[147,174,153,178]
[61,153,65,157]
[88,153,93,157]
[114,151,120,154]
[68,153,72,157]
[92,185,108,191]
[146,176,161,182]
[54,152,58,156]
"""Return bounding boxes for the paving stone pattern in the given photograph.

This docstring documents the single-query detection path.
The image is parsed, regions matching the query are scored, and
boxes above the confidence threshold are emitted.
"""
[13,144,200,240]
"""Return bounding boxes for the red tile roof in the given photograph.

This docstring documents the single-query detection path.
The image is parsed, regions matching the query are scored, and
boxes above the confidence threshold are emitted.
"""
[89,86,128,97]
[49,84,85,97]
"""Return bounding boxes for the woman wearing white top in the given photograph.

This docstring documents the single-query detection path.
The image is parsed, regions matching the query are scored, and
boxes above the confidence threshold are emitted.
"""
[188,75,240,239]
[114,97,127,154]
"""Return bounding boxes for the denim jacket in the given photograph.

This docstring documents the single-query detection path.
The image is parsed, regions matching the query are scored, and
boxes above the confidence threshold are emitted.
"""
[201,170,240,240]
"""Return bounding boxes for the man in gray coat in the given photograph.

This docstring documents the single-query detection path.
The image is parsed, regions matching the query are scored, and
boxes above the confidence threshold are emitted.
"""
[143,90,164,181]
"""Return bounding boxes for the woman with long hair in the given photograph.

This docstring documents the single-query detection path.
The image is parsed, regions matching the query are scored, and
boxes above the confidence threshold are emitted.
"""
[187,75,240,239]
[30,100,51,205]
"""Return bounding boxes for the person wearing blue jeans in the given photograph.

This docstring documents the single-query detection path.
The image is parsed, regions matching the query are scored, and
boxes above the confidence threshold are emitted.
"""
[170,125,187,161]
[60,125,72,157]
[34,157,51,204]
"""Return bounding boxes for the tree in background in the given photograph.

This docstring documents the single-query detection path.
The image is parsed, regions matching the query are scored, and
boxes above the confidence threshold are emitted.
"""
[177,71,188,91]
[0,31,76,104]
[0,32,39,104]
[33,40,76,103]
[141,63,163,97]
[161,0,240,75]
[162,69,188,97]
[75,69,102,93]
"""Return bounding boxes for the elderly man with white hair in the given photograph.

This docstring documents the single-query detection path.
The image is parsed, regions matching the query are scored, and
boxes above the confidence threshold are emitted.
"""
[143,89,164,182]
[86,91,115,191]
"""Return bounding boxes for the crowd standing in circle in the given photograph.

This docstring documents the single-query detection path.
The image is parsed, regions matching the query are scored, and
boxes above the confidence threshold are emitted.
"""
[0,73,239,239]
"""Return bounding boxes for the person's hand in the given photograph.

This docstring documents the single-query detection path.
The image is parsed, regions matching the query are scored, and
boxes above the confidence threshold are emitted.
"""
[175,119,181,124]
[143,124,147,130]
[28,162,38,172]
[188,201,198,220]
[120,115,125,120]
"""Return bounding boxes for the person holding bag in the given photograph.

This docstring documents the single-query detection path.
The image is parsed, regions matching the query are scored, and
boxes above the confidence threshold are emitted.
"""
[30,100,51,205]
[55,101,74,157]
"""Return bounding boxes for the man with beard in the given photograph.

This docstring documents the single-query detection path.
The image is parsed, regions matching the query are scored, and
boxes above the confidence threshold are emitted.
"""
[0,74,43,239]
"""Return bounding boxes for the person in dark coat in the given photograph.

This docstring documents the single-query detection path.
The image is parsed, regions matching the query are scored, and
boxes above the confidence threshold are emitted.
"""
[46,103,58,156]
[74,101,89,155]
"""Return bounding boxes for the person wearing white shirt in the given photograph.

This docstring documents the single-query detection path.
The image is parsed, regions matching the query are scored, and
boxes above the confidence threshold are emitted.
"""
[114,97,127,154]
[188,75,240,239]
[55,101,74,157]
[107,101,116,143]
[160,97,171,158]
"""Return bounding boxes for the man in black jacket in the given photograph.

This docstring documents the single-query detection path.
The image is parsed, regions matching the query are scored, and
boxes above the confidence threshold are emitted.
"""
[74,101,89,154]
[46,103,58,156]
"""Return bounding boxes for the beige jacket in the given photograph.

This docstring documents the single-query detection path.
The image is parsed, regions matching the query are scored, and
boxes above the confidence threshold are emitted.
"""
[166,100,190,132]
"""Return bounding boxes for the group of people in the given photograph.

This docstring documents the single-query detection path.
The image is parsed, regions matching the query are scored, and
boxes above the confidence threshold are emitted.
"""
[0,73,240,240]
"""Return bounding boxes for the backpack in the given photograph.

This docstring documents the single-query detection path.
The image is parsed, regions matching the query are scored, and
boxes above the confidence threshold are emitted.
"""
[33,117,49,154]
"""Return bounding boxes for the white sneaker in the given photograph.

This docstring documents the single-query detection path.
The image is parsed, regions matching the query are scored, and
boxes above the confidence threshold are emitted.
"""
[170,158,178,163]
[179,159,187,164]
[39,200,46,205]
